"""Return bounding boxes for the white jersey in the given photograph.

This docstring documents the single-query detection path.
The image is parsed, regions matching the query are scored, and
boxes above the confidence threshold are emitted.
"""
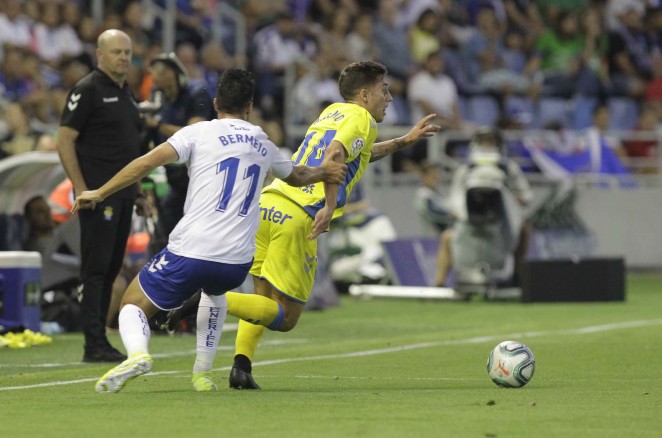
[166,118,292,264]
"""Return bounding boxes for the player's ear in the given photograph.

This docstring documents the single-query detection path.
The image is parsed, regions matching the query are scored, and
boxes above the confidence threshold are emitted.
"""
[360,88,369,104]
[213,98,219,113]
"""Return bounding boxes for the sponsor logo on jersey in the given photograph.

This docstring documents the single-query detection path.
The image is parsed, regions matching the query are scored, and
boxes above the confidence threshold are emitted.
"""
[67,93,81,111]
[103,96,119,103]
[259,206,293,224]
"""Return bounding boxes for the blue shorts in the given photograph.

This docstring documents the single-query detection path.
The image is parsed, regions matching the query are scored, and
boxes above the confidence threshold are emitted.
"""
[138,247,252,310]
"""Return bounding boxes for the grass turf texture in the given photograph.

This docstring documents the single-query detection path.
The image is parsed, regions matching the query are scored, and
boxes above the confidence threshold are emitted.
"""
[1,274,661,438]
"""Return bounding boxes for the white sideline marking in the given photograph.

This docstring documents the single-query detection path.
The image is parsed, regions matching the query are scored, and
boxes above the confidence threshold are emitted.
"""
[1,319,660,392]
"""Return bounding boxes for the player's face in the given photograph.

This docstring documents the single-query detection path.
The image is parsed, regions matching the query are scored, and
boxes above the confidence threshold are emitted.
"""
[98,35,132,80]
[365,76,393,123]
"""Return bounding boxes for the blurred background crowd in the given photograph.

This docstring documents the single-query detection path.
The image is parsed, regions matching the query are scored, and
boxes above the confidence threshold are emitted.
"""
[0,0,661,173]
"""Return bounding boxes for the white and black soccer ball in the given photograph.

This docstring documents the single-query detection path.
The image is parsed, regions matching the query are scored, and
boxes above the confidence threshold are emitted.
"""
[486,340,535,388]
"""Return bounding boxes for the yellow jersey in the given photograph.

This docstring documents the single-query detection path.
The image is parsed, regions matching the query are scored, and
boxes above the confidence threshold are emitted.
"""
[265,102,378,219]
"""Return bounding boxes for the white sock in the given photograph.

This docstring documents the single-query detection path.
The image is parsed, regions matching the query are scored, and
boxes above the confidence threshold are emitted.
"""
[118,304,151,357]
[193,292,227,373]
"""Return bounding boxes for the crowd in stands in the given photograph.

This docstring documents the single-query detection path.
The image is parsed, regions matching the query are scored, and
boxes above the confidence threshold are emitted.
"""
[1,0,661,169]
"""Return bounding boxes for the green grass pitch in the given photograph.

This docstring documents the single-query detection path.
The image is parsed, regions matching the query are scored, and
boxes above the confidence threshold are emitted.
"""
[1,274,661,438]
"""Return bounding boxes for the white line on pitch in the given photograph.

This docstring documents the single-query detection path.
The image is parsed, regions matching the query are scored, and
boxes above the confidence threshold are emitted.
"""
[1,318,660,392]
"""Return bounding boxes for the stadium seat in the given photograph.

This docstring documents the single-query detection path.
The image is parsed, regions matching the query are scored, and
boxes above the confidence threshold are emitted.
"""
[535,97,571,129]
[457,96,469,120]
[503,96,534,127]
[466,96,500,126]
[572,96,598,130]
[608,97,639,131]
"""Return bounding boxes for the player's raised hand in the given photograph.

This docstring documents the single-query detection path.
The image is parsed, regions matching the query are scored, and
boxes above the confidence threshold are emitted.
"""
[71,190,103,214]
[402,114,443,144]
[321,148,347,184]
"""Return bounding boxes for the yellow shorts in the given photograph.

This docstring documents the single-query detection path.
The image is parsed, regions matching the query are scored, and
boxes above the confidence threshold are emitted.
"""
[250,192,317,303]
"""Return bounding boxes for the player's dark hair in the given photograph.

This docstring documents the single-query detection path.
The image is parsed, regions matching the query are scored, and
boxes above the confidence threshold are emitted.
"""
[215,69,255,114]
[338,61,388,101]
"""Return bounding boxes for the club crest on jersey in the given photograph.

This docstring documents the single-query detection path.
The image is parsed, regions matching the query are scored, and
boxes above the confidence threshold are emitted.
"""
[103,206,113,221]
[351,137,365,156]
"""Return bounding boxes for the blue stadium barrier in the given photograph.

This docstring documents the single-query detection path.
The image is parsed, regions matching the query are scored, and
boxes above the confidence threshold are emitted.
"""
[382,237,439,287]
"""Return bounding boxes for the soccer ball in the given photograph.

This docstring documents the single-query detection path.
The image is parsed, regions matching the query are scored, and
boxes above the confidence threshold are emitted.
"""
[486,340,535,388]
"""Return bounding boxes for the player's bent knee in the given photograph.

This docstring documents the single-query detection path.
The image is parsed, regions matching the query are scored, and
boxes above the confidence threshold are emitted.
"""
[274,319,297,332]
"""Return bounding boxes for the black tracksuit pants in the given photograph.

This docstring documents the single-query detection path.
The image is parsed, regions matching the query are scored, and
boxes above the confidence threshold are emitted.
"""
[78,198,134,350]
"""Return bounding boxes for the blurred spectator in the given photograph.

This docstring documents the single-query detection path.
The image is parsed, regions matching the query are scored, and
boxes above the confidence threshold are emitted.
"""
[463,5,538,97]
[0,102,53,158]
[252,10,317,119]
[154,0,212,49]
[373,0,415,82]
[532,11,586,97]
[33,3,83,68]
[346,13,379,62]
[623,103,659,172]
[607,1,651,97]
[143,52,215,238]
[77,15,101,65]
[291,55,342,124]
[503,0,543,48]
[22,195,55,254]
[414,161,453,233]
[584,102,624,155]
[537,0,589,25]
[409,8,442,63]
[121,1,155,63]
[199,41,242,99]
[407,50,464,130]
[315,8,353,71]
[645,6,662,57]
[644,52,662,106]
[176,41,206,86]
[0,0,32,58]
[61,2,82,30]
[0,47,32,102]
[309,0,360,23]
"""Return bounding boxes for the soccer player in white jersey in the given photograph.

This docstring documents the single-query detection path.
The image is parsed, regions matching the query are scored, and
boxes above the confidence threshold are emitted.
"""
[72,69,347,393]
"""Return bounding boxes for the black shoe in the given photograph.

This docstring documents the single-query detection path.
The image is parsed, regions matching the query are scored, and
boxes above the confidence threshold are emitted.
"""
[83,345,127,363]
[229,365,261,390]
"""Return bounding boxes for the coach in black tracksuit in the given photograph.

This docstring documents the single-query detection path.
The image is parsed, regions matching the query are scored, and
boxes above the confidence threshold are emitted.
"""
[56,29,150,363]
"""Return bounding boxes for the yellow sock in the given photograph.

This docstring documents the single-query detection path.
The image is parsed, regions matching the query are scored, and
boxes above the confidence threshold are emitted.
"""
[235,319,265,361]
[226,292,281,327]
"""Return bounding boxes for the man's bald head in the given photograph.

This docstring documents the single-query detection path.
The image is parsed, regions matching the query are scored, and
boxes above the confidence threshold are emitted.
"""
[97,29,131,49]
[96,29,132,85]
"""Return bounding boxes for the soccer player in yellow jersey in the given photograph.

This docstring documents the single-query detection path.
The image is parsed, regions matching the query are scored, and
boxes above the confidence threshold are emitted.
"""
[190,61,441,390]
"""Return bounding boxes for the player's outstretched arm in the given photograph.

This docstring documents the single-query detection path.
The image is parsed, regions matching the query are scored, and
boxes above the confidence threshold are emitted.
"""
[71,142,179,214]
[370,114,442,163]
[282,147,347,187]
